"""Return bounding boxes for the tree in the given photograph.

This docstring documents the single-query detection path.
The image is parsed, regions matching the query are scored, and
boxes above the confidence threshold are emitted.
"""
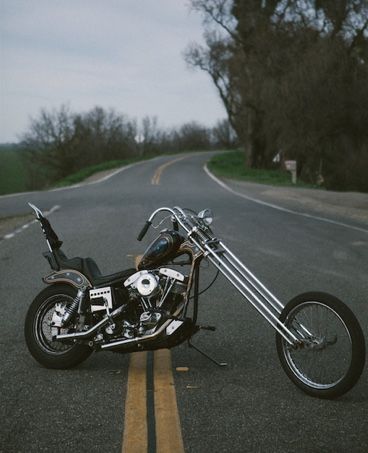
[21,106,137,186]
[177,121,212,150]
[212,118,238,148]
[139,116,162,155]
[186,0,368,190]
[186,0,292,167]
[21,105,76,186]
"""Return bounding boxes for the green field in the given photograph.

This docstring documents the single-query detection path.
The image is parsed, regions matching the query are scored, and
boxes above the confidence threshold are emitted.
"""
[208,150,318,188]
[0,145,29,195]
[0,145,157,195]
[54,154,159,187]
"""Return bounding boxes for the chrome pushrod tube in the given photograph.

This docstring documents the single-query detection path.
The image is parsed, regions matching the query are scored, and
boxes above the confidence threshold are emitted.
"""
[206,254,295,344]
[219,241,284,310]
[101,318,173,350]
[221,252,282,315]
[101,300,186,350]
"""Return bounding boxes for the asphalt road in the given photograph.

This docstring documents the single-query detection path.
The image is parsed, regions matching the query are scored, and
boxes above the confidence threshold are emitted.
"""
[1,152,367,453]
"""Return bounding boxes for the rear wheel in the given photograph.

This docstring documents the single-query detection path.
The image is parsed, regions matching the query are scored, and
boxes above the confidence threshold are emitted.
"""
[25,284,92,369]
[276,292,365,398]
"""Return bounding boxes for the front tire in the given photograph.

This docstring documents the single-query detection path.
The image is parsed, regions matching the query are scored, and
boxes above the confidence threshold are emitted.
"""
[276,292,365,398]
[25,284,92,369]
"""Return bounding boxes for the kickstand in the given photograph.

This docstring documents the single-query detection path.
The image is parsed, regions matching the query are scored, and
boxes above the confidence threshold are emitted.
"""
[187,338,227,367]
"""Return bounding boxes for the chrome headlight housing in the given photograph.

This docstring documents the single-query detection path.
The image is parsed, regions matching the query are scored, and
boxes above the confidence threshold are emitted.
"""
[197,209,213,226]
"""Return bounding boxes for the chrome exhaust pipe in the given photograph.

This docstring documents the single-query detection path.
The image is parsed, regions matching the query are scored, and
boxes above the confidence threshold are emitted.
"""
[100,318,173,350]
[55,305,126,340]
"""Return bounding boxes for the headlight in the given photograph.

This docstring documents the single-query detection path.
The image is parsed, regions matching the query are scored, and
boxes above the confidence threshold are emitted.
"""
[197,209,213,226]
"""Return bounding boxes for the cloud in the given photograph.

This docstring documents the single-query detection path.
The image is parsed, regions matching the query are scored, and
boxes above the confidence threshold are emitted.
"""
[0,0,226,141]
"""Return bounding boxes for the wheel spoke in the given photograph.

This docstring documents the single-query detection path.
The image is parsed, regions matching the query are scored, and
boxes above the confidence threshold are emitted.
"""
[35,294,75,355]
[283,301,352,389]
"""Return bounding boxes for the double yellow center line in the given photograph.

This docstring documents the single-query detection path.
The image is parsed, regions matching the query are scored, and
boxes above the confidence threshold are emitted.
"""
[151,156,187,185]
[122,200,186,453]
[122,350,184,453]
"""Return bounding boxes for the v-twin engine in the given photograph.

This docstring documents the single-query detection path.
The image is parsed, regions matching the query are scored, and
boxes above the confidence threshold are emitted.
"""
[123,268,187,336]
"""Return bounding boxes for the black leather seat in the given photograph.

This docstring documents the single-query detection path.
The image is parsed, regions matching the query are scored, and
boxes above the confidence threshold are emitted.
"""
[54,249,136,287]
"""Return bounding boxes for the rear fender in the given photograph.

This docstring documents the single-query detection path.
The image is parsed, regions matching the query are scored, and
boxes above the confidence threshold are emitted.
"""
[43,270,91,289]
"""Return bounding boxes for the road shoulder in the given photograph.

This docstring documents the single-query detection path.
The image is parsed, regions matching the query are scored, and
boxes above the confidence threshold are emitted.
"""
[0,214,34,239]
[223,178,368,227]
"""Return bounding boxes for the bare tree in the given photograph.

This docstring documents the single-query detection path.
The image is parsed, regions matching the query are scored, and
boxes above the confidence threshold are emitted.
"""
[140,116,162,154]
[22,105,76,183]
[186,0,368,189]
[21,106,137,185]
[212,118,238,148]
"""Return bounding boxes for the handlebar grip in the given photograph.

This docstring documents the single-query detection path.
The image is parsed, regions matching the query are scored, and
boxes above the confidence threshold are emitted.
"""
[137,220,151,241]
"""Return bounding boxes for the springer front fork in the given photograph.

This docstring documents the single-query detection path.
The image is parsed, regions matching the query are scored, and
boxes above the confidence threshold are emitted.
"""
[186,236,302,347]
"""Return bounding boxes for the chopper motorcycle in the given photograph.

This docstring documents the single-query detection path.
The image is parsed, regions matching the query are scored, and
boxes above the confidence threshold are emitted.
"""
[25,203,365,399]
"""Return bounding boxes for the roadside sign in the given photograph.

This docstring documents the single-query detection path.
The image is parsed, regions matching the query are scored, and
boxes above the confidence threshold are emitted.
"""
[285,160,297,184]
[285,160,297,171]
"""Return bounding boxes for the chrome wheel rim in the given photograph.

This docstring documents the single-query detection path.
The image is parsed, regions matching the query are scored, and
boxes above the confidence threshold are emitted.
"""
[282,301,352,389]
[34,294,75,355]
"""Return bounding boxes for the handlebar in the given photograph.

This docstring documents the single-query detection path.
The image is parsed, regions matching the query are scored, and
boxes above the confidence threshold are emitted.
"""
[137,206,213,242]
[137,220,152,241]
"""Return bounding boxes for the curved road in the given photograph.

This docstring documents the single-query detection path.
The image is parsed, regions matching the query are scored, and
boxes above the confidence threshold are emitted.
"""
[1,152,367,452]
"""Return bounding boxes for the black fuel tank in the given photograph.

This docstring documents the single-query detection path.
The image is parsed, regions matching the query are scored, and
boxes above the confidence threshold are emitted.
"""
[138,230,184,270]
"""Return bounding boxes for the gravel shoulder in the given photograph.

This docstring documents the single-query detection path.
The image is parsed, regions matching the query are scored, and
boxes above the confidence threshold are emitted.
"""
[225,178,368,227]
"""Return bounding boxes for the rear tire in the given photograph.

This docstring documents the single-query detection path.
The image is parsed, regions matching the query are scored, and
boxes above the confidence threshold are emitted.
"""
[25,284,92,369]
[276,292,365,399]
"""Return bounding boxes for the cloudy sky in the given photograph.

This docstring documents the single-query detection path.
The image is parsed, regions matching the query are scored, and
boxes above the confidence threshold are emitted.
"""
[0,0,226,143]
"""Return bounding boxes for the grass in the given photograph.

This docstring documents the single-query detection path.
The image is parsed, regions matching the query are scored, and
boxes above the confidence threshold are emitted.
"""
[0,149,160,195]
[0,145,29,195]
[54,149,211,187]
[1,147,319,196]
[208,150,319,188]
[53,153,159,187]
[0,147,201,195]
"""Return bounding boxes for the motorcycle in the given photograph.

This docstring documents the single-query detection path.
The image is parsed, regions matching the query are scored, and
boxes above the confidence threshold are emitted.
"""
[25,203,366,399]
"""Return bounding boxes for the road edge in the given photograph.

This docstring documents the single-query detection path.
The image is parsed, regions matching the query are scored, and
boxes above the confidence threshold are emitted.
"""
[204,163,368,235]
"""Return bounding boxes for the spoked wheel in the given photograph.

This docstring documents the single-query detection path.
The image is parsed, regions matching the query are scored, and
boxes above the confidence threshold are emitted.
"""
[276,292,365,399]
[25,284,92,369]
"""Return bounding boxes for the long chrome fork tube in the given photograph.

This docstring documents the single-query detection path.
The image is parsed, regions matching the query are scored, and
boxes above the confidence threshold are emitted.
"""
[188,235,298,345]
[219,241,285,312]
[218,244,312,339]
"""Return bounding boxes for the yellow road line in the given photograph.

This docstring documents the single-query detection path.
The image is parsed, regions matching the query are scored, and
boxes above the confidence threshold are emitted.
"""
[122,263,184,451]
[122,349,185,453]
[122,352,148,453]
[151,156,187,185]
[154,349,185,453]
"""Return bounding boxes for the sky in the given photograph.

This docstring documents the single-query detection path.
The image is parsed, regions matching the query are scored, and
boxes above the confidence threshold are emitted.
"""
[0,0,226,143]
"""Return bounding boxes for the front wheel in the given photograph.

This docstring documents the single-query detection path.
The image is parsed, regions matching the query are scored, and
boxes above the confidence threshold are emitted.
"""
[276,292,365,399]
[25,284,92,369]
